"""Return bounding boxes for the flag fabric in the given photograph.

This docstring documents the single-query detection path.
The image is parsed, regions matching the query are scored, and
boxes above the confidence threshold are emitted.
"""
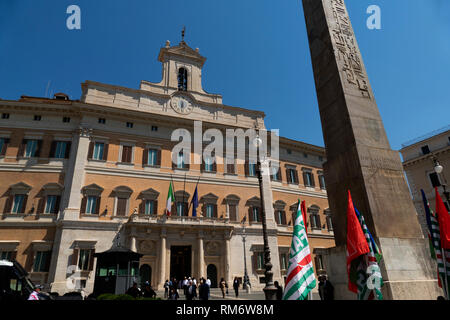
[434,188,450,296]
[421,189,436,260]
[301,200,308,234]
[436,188,450,250]
[191,186,199,217]
[346,190,370,293]
[354,206,384,300]
[166,182,175,216]
[283,200,316,300]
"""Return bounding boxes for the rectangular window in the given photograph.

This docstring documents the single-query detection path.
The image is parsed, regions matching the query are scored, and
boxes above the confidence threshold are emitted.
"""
[315,255,324,271]
[93,142,105,160]
[281,254,287,270]
[53,141,68,159]
[24,140,38,158]
[62,117,71,123]
[98,118,106,124]
[1,113,10,119]
[45,195,58,214]
[177,151,185,169]
[145,200,155,215]
[0,138,6,156]
[33,251,51,272]
[116,198,128,216]
[86,196,97,214]
[257,252,264,270]
[12,195,25,213]
[206,204,214,218]
[304,172,313,187]
[126,122,134,128]
[248,163,257,176]
[205,157,213,172]
[326,215,333,231]
[34,115,42,121]
[78,249,91,271]
[121,145,133,163]
[277,211,283,225]
[421,145,430,155]
[147,149,157,166]
[151,126,158,132]
[0,251,12,260]
[252,207,259,222]
[289,170,296,184]
[177,202,185,216]
[319,175,326,190]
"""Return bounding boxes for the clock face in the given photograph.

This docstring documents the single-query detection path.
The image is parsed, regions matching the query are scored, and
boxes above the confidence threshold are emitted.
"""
[171,96,193,114]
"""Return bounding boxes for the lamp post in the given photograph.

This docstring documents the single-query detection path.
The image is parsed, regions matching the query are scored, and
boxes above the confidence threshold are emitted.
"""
[433,158,450,204]
[241,225,250,293]
[254,130,278,300]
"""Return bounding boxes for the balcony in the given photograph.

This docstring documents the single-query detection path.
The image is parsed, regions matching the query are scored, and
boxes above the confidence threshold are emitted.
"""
[128,213,230,227]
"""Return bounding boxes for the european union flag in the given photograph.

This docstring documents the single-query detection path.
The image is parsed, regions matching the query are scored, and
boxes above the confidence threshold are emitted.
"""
[191,186,199,217]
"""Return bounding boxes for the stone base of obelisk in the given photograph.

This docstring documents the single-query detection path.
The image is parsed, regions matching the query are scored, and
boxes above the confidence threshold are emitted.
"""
[315,238,444,300]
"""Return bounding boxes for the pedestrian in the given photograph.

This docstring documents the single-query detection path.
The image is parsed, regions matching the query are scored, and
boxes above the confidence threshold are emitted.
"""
[199,278,209,300]
[318,275,334,300]
[168,287,179,300]
[143,282,157,299]
[183,277,189,296]
[125,282,141,298]
[219,278,226,299]
[233,277,240,297]
[192,278,198,299]
[274,281,283,300]
[164,279,170,298]
[27,285,42,300]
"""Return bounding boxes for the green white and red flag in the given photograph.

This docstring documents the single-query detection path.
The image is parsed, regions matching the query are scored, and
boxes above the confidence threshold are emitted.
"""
[282,200,316,300]
[166,181,175,216]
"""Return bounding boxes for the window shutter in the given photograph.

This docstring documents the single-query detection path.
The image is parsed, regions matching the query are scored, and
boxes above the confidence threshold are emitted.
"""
[139,201,145,215]
[277,169,282,181]
[49,141,57,158]
[293,170,299,184]
[248,207,253,222]
[0,138,9,155]
[44,251,52,272]
[153,201,158,215]
[202,204,206,217]
[282,211,287,225]
[65,141,72,159]
[316,214,321,229]
[18,139,26,158]
[183,202,188,216]
[227,163,235,174]
[286,169,290,183]
[87,141,94,159]
[303,172,309,186]
[291,211,297,225]
[11,251,17,261]
[142,148,148,166]
[80,197,87,214]
[274,210,280,224]
[102,143,109,161]
[229,205,237,221]
[3,195,13,214]
[37,197,46,214]
[88,249,95,271]
[212,161,217,173]
[252,253,257,271]
[54,196,61,214]
[35,140,43,158]
[311,173,316,187]
[257,207,262,223]
[95,197,101,215]
[245,161,249,176]
[71,249,79,267]
[19,195,28,213]
[171,202,176,215]
[157,149,161,166]
[117,198,127,216]
[213,204,218,218]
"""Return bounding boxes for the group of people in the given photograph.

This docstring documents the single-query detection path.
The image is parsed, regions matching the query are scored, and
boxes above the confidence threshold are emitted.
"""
[164,276,212,300]
[125,281,157,299]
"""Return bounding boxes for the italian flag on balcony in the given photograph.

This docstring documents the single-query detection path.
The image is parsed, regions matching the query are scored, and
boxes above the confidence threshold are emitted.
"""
[166,181,175,216]
[283,200,316,300]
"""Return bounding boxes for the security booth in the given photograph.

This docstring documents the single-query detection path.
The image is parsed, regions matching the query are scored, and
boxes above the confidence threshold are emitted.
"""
[92,246,142,297]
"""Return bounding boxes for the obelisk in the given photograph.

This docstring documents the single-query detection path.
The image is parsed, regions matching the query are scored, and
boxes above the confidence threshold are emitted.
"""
[302,0,441,299]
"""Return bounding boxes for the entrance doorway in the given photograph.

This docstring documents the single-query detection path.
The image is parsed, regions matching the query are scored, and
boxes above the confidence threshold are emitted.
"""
[207,264,218,288]
[139,264,152,286]
[170,246,191,281]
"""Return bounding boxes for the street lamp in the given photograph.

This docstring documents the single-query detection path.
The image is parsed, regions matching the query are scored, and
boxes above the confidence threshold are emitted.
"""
[254,130,278,300]
[241,224,250,292]
[433,158,450,203]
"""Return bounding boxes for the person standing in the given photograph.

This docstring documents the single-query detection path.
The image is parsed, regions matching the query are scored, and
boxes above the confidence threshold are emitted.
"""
[318,275,334,300]
[233,277,240,297]
[219,278,226,299]
[199,279,209,300]
[164,279,170,298]
[168,287,179,300]
[274,281,283,300]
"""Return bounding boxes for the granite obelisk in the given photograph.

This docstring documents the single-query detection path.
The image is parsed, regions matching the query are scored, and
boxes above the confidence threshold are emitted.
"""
[302,0,442,299]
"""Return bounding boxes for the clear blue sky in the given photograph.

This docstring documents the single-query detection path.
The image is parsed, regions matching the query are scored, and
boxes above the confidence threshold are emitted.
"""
[0,0,449,150]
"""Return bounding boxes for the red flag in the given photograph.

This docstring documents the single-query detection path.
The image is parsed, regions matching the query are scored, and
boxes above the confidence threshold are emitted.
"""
[346,190,370,292]
[435,187,450,250]
[301,200,307,234]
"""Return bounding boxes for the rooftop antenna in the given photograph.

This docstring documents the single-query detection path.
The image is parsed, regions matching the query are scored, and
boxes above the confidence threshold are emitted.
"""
[45,80,51,98]
[181,26,186,43]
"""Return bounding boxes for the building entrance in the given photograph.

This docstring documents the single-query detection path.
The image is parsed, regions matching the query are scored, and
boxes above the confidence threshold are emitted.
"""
[170,246,192,281]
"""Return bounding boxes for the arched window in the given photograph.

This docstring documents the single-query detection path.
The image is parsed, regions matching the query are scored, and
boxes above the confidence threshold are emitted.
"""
[178,68,188,91]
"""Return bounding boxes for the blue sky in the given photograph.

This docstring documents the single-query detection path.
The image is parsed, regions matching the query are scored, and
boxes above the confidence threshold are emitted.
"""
[0,0,449,150]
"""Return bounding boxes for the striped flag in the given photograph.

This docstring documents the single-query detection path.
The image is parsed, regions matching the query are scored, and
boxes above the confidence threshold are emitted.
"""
[283,200,316,300]
[166,181,175,216]
[354,206,383,300]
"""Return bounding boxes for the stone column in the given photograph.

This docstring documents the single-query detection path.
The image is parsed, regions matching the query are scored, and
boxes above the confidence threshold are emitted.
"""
[159,229,167,289]
[224,231,231,285]
[198,231,204,279]
[302,0,441,299]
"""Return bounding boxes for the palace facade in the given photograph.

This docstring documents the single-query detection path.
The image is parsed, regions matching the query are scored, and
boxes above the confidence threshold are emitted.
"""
[0,39,334,294]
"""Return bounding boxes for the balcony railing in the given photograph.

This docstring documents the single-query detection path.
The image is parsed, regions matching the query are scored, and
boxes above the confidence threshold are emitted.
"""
[128,213,230,225]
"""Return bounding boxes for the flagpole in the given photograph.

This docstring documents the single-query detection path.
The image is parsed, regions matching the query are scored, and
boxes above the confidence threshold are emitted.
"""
[442,251,449,300]
[182,173,187,216]
[170,174,177,216]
